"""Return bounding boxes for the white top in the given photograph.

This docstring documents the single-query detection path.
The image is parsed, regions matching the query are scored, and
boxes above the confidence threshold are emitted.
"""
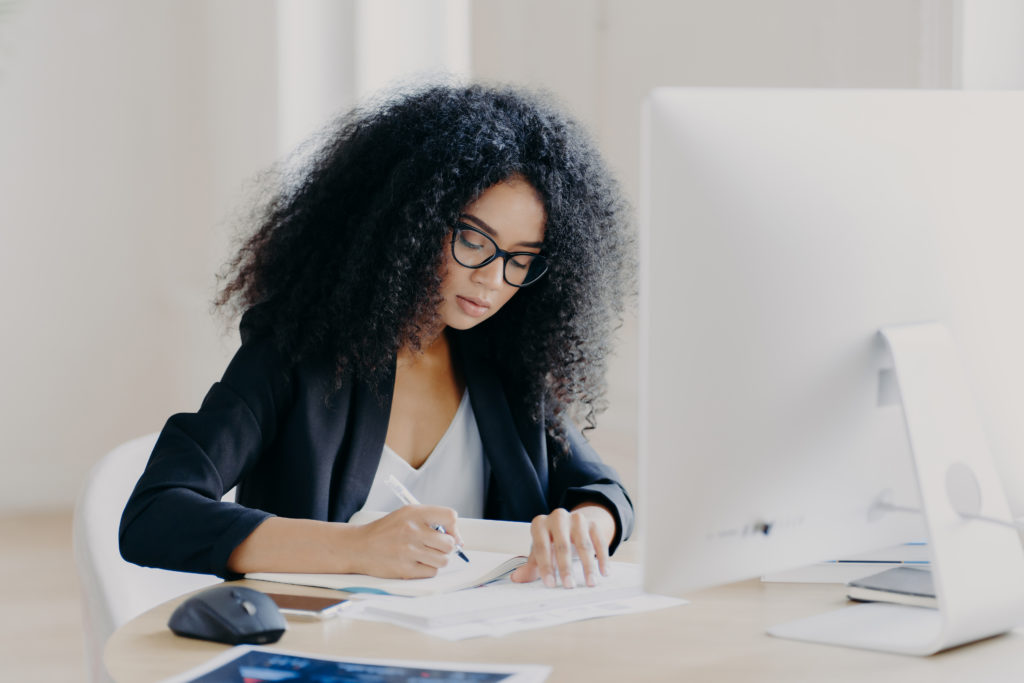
[354,389,488,519]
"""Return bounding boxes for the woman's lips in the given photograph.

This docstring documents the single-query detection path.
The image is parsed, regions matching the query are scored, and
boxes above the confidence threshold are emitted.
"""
[456,295,490,317]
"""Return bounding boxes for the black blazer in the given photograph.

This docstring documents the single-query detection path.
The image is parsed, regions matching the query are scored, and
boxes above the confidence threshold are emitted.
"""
[119,320,634,578]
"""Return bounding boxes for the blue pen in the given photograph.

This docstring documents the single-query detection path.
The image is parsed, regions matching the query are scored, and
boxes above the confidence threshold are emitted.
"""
[384,474,470,563]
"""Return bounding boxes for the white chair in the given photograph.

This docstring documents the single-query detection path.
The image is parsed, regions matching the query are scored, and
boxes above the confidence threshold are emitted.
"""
[72,433,223,683]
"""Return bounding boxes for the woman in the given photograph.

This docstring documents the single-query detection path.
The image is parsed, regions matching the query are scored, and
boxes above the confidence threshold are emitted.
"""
[119,82,635,590]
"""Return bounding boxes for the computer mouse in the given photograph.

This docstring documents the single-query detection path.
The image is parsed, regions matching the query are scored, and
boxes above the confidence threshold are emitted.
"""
[168,584,286,645]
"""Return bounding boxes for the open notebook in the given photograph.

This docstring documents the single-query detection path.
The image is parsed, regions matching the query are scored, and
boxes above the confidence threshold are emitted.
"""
[246,515,533,597]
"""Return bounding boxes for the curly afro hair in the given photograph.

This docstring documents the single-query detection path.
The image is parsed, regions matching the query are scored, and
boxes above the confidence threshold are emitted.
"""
[216,82,635,451]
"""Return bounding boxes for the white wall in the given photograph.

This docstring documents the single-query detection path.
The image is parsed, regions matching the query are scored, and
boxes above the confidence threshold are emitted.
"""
[0,0,279,511]
[354,0,470,101]
[0,0,471,514]
[958,0,1024,88]
[276,0,357,157]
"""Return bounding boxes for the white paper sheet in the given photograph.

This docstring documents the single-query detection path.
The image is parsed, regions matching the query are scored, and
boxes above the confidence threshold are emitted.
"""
[347,562,687,640]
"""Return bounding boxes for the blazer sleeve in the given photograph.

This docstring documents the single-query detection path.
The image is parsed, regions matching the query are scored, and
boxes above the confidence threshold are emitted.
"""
[548,418,635,554]
[118,329,292,578]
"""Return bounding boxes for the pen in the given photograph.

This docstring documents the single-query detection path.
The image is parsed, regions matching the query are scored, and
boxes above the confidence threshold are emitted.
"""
[383,474,470,563]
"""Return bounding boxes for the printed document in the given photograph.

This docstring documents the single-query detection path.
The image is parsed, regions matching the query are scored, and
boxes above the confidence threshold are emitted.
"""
[350,562,686,640]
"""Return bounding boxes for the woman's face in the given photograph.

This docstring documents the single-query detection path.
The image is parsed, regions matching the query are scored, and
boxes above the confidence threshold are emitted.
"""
[438,177,547,330]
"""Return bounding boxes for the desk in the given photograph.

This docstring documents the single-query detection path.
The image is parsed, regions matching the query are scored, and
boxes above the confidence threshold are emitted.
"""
[105,574,1024,682]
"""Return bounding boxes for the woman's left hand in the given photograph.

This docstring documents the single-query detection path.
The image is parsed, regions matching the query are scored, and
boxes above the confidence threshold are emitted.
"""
[509,503,616,588]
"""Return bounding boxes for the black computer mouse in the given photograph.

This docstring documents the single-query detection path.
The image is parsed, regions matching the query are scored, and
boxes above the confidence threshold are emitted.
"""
[168,585,286,645]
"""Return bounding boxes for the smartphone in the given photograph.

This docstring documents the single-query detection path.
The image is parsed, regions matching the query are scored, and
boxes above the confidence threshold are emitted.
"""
[265,593,350,620]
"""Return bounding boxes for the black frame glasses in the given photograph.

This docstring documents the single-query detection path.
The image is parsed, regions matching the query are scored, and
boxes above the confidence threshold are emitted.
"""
[450,222,549,287]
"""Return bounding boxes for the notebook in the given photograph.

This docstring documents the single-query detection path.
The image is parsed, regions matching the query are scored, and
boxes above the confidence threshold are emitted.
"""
[247,549,528,597]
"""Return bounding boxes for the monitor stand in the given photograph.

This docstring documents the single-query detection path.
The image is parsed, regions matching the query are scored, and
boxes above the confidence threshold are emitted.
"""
[768,322,1024,655]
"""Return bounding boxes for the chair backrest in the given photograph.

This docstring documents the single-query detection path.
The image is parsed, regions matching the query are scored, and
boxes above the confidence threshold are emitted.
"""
[72,433,222,683]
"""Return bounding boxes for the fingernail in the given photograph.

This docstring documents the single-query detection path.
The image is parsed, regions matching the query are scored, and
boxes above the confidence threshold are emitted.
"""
[565,576,575,589]
[587,575,596,587]
[543,574,555,588]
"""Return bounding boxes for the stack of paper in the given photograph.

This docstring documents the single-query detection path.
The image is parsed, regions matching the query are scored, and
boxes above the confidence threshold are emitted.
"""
[351,562,685,640]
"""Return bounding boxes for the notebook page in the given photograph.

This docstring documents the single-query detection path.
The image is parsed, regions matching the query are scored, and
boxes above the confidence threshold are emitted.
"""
[247,549,526,597]
[348,511,533,554]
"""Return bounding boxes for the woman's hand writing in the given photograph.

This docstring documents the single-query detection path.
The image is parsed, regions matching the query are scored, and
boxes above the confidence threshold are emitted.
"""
[349,505,463,579]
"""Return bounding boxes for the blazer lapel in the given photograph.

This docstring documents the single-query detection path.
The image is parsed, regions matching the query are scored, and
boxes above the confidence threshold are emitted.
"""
[327,368,394,523]
[454,333,549,521]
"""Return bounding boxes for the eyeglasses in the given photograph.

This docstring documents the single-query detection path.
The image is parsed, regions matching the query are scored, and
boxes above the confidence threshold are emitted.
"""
[450,223,549,287]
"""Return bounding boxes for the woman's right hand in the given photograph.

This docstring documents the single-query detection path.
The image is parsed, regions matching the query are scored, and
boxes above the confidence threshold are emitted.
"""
[348,505,462,579]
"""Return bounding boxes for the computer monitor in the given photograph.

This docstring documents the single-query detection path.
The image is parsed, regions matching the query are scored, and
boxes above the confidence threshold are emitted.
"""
[639,88,1024,654]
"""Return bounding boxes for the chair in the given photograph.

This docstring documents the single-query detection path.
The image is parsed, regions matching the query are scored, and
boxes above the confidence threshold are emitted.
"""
[72,433,223,683]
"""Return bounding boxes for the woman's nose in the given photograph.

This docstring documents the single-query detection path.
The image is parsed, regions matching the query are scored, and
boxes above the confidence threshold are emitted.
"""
[472,258,506,287]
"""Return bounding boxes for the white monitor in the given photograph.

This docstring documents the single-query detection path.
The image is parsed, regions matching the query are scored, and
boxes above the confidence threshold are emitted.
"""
[639,88,1024,654]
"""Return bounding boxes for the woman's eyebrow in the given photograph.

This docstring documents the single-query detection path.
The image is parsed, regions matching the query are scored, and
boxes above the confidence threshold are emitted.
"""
[459,213,544,249]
